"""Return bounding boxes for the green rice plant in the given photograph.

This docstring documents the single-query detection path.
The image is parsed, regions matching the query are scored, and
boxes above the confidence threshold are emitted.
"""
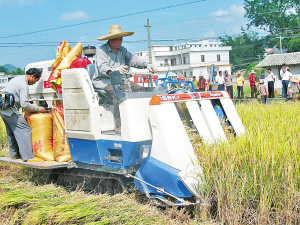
[194,101,300,224]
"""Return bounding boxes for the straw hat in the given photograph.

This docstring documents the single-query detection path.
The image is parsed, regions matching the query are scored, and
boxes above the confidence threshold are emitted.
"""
[97,25,134,40]
[199,74,204,77]
[237,71,241,75]
[250,69,256,74]
[290,77,299,83]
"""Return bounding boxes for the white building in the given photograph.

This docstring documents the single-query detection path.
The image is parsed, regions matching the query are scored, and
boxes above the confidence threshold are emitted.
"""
[135,40,232,80]
[255,52,300,89]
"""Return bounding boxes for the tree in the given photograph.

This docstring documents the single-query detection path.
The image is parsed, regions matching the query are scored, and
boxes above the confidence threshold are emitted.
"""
[244,0,300,35]
[5,68,25,75]
[244,0,300,51]
[15,68,24,74]
[219,28,265,71]
[0,66,7,73]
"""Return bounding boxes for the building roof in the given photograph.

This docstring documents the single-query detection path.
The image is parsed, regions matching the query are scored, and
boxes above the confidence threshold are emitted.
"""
[256,52,300,68]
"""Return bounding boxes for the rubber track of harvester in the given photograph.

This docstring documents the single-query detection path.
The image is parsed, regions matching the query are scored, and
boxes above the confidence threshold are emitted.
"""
[52,168,135,195]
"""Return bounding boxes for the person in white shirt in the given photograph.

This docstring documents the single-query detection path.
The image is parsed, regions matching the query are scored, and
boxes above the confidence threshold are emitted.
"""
[267,68,275,98]
[280,65,293,98]
[215,71,225,91]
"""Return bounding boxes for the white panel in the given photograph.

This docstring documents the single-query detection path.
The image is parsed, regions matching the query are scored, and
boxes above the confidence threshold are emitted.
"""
[62,69,102,140]
[99,105,115,131]
[119,98,152,142]
[63,93,89,109]
[220,98,245,137]
[65,110,90,131]
[63,72,82,89]
[186,101,214,144]
[149,103,198,171]
[199,100,227,142]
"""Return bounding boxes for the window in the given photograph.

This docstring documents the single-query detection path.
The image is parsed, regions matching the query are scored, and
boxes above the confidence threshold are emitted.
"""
[201,55,205,62]
[165,59,168,66]
[183,57,186,64]
[217,54,221,61]
[171,59,174,66]
[174,59,176,65]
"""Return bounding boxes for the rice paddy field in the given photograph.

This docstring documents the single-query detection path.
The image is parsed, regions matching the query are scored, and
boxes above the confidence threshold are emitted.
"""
[0,101,299,224]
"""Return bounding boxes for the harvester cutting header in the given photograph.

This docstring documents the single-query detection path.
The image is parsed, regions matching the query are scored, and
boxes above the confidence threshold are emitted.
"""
[0,25,245,206]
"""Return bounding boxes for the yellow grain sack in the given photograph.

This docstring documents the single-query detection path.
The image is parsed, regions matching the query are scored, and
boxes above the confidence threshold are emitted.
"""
[52,40,71,69]
[57,42,83,70]
[27,113,54,161]
[53,106,71,163]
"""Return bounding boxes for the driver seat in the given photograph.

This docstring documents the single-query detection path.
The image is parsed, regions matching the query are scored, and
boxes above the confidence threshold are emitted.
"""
[86,64,113,105]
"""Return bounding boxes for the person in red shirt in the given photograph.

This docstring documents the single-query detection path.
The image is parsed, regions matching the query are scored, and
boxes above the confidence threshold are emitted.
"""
[249,70,258,98]
[198,74,206,91]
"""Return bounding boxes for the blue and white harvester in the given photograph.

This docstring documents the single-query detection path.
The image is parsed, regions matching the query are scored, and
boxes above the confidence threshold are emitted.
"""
[0,50,245,206]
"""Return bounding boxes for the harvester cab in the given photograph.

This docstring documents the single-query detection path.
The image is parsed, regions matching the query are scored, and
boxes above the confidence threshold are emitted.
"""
[0,47,245,206]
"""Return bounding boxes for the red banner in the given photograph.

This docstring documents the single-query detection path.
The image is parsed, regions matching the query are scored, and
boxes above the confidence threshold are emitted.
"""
[134,75,158,84]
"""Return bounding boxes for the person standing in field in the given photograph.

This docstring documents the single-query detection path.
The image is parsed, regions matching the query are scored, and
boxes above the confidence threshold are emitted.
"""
[288,77,299,101]
[249,70,258,98]
[215,71,225,91]
[267,68,275,98]
[236,71,244,99]
[192,76,199,91]
[224,70,233,98]
[198,74,206,91]
[280,65,293,98]
[258,80,268,104]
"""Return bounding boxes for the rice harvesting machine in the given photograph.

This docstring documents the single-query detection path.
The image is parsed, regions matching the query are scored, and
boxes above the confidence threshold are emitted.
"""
[0,57,245,206]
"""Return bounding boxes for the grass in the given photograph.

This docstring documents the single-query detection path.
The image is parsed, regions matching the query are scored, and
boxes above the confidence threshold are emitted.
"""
[0,102,299,224]
[233,82,283,99]
[0,117,195,224]
[0,164,196,224]
[0,119,7,156]
[193,101,300,224]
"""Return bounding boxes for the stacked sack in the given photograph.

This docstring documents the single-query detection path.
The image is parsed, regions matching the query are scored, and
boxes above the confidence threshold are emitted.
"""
[53,106,71,163]
[27,106,71,163]
[27,113,54,161]
[48,40,83,93]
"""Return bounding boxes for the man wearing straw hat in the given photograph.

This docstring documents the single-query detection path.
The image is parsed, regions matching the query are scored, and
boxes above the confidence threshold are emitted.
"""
[93,25,157,133]
[288,76,299,101]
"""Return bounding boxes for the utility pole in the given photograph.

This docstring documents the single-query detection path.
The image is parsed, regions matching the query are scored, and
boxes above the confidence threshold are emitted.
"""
[144,18,153,87]
[144,18,153,64]
[280,36,282,54]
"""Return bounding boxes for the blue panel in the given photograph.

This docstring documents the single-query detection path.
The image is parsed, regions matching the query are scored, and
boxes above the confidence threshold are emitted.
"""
[213,105,225,120]
[100,140,151,168]
[134,157,193,198]
[69,138,152,168]
[68,138,102,164]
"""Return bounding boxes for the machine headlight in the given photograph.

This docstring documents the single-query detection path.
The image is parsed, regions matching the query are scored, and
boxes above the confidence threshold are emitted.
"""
[140,145,151,159]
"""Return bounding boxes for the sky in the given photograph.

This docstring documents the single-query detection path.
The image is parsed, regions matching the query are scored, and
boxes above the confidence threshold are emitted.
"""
[0,0,264,69]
